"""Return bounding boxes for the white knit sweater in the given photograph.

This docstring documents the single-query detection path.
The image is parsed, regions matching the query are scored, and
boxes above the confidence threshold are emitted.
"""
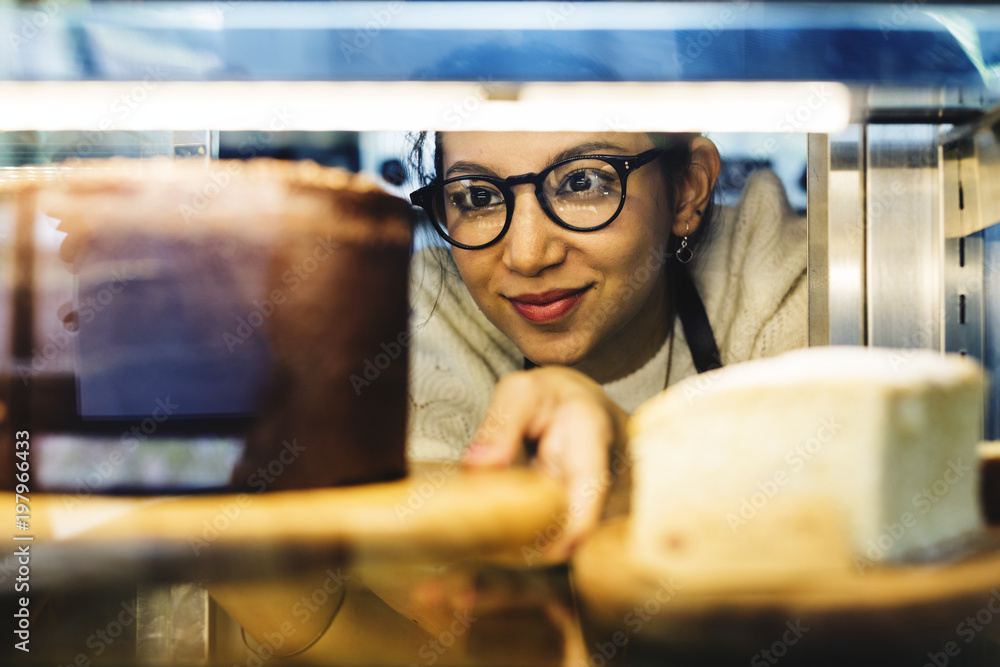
[406,170,808,462]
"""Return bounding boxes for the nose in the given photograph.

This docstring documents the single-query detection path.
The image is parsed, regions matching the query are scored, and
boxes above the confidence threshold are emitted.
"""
[500,185,567,277]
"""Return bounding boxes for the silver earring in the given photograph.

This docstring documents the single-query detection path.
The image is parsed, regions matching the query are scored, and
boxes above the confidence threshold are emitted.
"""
[676,221,693,263]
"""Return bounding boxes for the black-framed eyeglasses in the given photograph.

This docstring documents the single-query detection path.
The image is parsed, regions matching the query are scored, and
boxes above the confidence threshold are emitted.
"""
[409,148,666,250]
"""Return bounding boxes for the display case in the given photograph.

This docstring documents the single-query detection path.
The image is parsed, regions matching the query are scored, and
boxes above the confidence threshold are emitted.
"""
[2,2,1000,666]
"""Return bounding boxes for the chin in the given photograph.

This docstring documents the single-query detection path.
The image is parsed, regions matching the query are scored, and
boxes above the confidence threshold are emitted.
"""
[516,334,590,368]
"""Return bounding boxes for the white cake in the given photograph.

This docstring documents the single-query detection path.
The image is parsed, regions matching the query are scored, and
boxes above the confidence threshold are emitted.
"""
[629,346,983,576]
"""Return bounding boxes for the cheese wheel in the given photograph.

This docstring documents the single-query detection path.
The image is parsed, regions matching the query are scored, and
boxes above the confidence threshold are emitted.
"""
[629,346,984,576]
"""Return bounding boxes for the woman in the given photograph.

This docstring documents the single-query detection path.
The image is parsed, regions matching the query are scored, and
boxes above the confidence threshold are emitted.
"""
[407,130,808,560]
[190,130,809,659]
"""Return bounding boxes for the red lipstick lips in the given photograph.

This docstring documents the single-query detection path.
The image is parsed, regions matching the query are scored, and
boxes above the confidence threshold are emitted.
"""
[507,286,590,324]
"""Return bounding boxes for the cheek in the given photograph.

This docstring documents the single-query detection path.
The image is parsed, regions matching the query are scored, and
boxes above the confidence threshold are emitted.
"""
[582,207,670,326]
[601,244,665,310]
[631,168,673,243]
[451,249,495,306]
[598,201,670,287]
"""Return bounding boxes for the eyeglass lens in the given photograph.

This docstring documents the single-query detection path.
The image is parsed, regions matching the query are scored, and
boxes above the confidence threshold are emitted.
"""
[431,158,622,248]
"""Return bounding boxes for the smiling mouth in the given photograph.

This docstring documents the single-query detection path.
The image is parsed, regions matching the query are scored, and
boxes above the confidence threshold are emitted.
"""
[506,286,592,324]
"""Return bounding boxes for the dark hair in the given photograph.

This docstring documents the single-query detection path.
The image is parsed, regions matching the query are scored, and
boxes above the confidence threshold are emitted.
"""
[406,131,718,256]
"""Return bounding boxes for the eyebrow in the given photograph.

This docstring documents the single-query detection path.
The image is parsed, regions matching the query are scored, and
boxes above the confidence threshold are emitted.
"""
[444,141,630,179]
[445,161,501,179]
[551,141,628,163]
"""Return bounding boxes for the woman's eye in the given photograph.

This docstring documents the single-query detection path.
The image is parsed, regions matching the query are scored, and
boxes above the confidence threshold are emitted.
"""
[449,185,502,211]
[469,187,495,207]
[558,169,611,196]
[569,172,594,192]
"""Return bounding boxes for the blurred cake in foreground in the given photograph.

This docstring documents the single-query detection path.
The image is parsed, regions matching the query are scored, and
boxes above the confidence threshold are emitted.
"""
[40,158,413,491]
[629,347,984,577]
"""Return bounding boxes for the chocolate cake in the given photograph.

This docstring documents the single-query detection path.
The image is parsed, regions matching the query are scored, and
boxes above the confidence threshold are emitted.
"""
[37,158,413,491]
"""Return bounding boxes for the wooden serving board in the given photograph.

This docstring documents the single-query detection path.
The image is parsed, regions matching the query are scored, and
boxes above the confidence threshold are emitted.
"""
[573,519,1000,653]
[12,465,567,587]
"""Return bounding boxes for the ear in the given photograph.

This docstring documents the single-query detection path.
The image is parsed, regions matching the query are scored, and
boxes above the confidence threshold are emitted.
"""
[673,137,721,237]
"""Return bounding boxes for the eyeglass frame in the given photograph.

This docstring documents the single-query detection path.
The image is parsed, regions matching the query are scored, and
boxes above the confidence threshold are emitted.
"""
[409,147,667,250]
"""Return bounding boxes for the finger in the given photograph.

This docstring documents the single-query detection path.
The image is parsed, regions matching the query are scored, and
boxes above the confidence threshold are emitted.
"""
[462,371,554,469]
[534,399,614,562]
[57,215,90,270]
[56,301,79,332]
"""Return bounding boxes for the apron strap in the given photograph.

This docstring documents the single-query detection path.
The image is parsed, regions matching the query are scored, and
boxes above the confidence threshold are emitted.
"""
[672,262,722,374]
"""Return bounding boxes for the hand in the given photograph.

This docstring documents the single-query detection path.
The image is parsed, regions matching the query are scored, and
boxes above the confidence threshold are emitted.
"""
[54,213,92,331]
[461,367,629,562]
[409,564,584,665]
[56,213,91,270]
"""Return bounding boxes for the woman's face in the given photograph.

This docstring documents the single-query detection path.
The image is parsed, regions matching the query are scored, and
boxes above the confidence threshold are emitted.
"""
[440,132,676,383]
